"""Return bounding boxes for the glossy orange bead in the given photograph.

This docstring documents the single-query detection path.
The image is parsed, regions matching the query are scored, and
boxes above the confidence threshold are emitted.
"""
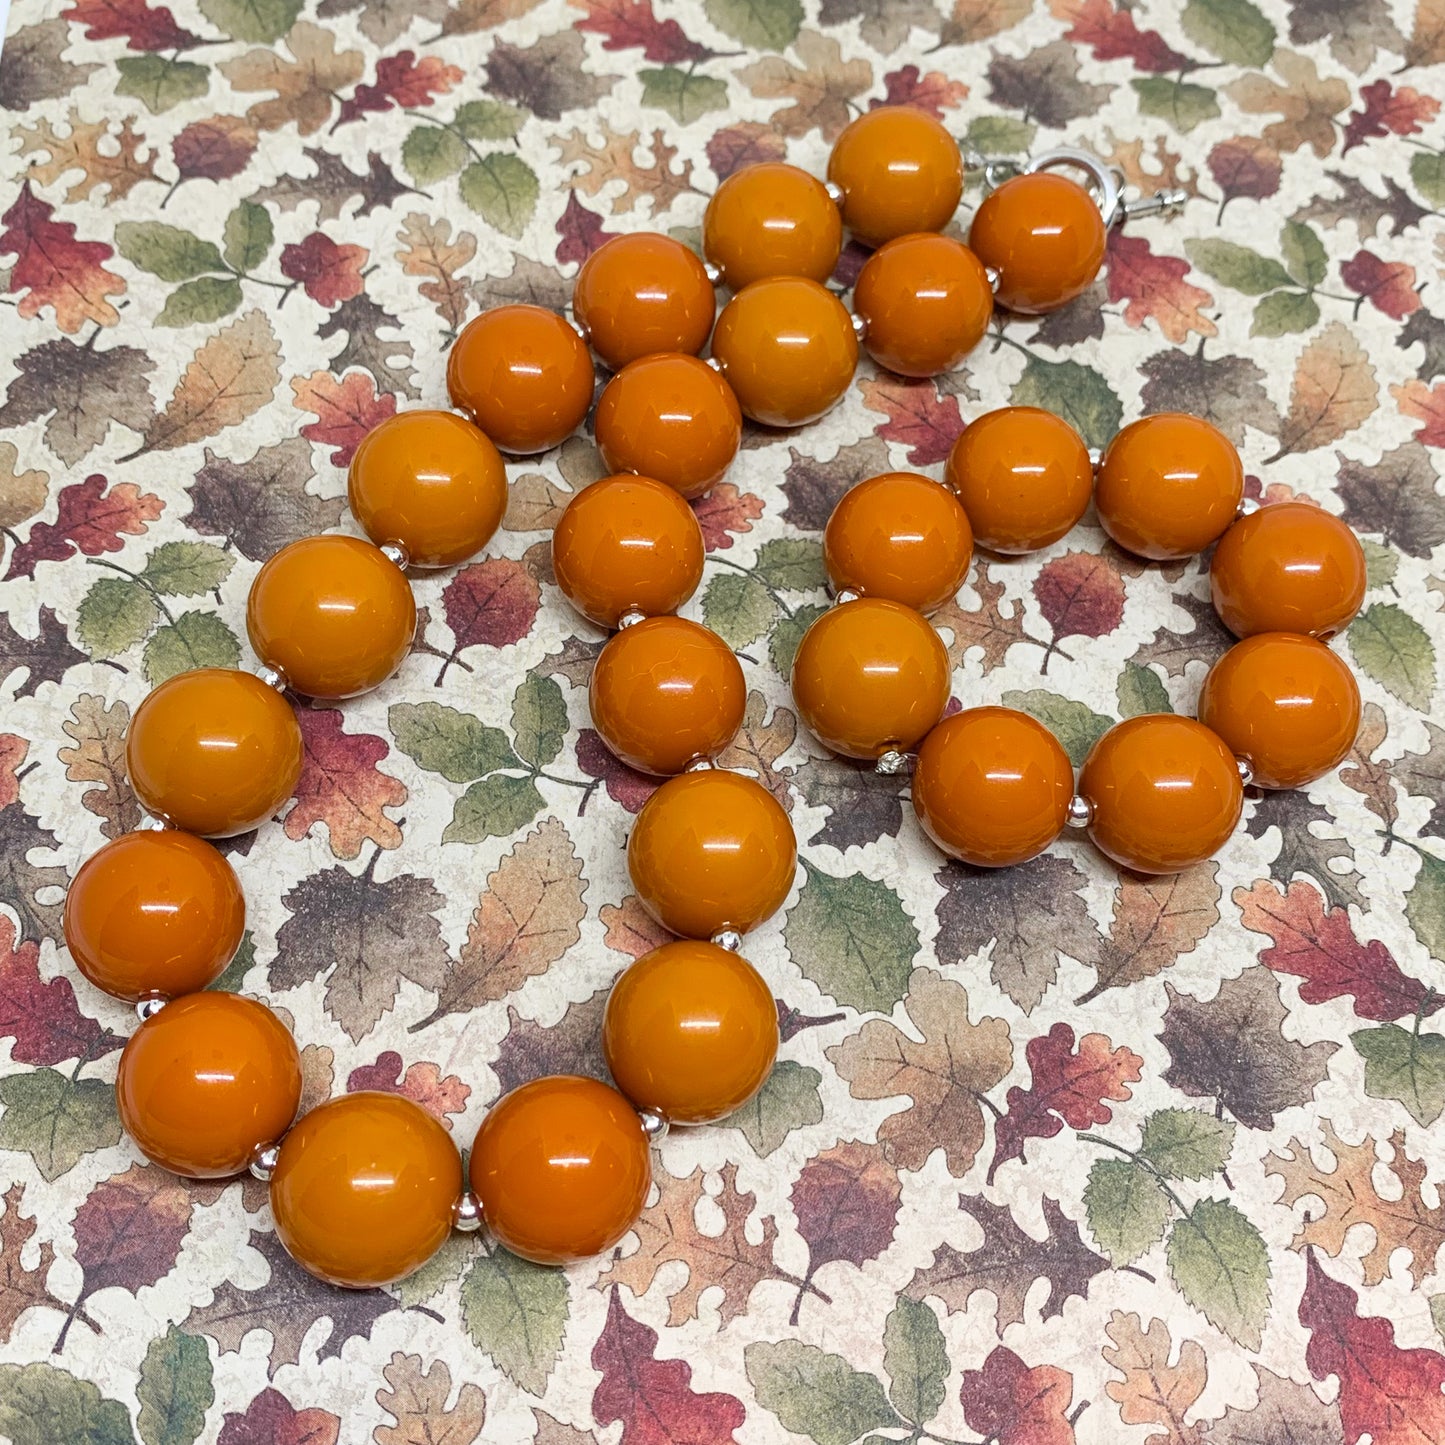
[116,993,300,1179]
[912,707,1073,867]
[590,618,745,775]
[824,472,973,613]
[827,106,964,248]
[574,233,715,371]
[1210,503,1367,640]
[791,599,951,760]
[126,668,303,837]
[711,278,858,428]
[603,941,778,1125]
[702,162,842,290]
[968,172,1108,314]
[595,353,742,499]
[63,831,244,1002]
[628,770,796,938]
[348,410,508,568]
[1079,716,1243,875]
[1096,413,1244,561]
[1198,633,1361,790]
[944,406,1093,554]
[447,304,594,454]
[271,1093,462,1288]
[469,1076,650,1266]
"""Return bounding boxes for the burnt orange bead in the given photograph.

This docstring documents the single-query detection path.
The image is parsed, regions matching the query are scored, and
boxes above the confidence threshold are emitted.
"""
[824,472,973,613]
[126,669,303,837]
[246,535,415,699]
[827,107,964,248]
[1198,633,1361,790]
[1211,503,1367,640]
[711,278,857,428]
[574,233,715,371]
[628,770,796,938]
[912,707,1073,867]
[603,941,778,1125]
[944,407,1093,554]
[791,599,950,760]
[595,353,742,499]
[469,1076,650,1266]
[702,162,842,291]
[1096,413,1244,561]
[271,1093,462,1288]
[447,304,594,455]
[968,172,1108,314]
[1080,716,1243,875]
[116,993,300,1179]
[853,234,992,377]
[63,831,244,1002]
[348,410,508,568]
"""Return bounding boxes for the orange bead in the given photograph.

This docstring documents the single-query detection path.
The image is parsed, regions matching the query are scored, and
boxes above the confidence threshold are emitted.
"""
[711,278,857,428]
[126,668,303,837]
[595,353,742,499]
[968,172,1108,314]
[246,535,415,699]
[853,234,992,377]
[791,599,950,760]
[64,831,244,1002]
[1096,413,1244,561]
[1198,633,1361,790]
[1210,503,1367,640]
[824,472,973,613]
[912,707,1073,867]
[447,304,594,455]
[271,1093,462,1288]
[574,233,715,371]
[603,941,778,1125]
[628,770,796,938]
[944,407,1093,554]
[827,107,964,248]
[702,162,842,291]
[348,410,508,568]
[469,1076,650,1266]
[116,993,300,1179]
[1079,716,1243,875]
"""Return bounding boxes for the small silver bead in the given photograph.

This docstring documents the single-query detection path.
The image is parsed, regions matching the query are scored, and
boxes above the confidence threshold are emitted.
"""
[569,316,588,340]
[711,929,743,951]
[1066,794,1093,829]
[703,261,722,286]
[1236,497,1260,520]
[617,608,647,629]
[875,749,911,776]
[850,312,867,341]
[1236,757,1255,787]
[984,265,1002,294]
[705,356,723,373]
[249,1143,281,1182]
[825,180,844,207]
[451,1191,483,1232]
[135,995,166,1021]
[380,541,410,570]
[833,587,861,606]
[638,1109,670,1143]
[1088,447,1103,474]
[255,664,288,693]
[138,813,170,831]
[685,756,714,772]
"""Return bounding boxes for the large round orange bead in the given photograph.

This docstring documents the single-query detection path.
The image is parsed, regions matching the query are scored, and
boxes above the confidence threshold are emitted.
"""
[1096,414,1244,561]
[944,407,1093,554]
[711,278,858,428]
[126,668,303,837]
[1211,503,1367,640]
[116,993,301,1179]
[589,618,745,775]
[912,707,1073,867]
[270,1093,462,1288]
[603,941,778,1125]
[702,162,842,291]
[824,472,973,613]
[628,770,796,938]
[348,410,508,568]
[1079,716,1243,874]
[1198,633,1361,790]
[595,353,742,499]
[469,1076,650,1266]
[246,535,415,699]
[447,304,594,454]
[791,599,950,760]
[827,107,964,248]
[574,233,715,371]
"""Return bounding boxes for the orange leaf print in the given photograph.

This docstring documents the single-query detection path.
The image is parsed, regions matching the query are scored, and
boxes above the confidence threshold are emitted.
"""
[0,181,125,332]
[285,707,406,859]
[1267,320,1378,462]
[1392,379,1445,447]
[291,368,397,466]
[1107,234,1217,343]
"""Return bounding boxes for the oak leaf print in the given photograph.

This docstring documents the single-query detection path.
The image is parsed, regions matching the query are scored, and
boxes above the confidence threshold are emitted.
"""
[16,110,160,205]
[373,1352,485,1445]
[397,212,475,332]
[57,694,139,840]
[1102,1311,1206,1445]
[4,472,162,582]
[0,1184,64,1344]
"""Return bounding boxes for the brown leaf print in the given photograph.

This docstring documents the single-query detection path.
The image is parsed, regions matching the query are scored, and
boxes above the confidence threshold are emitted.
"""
[57,693,139,840]
[373,1352,486,1445]
[1225,51,1353,158]
[738,30,873,140]
[0,1182,64,1343]
[1266,321,1378,463]
[1102,1311,1207,1445]
[397,213,476,333]
[220,23,365,135]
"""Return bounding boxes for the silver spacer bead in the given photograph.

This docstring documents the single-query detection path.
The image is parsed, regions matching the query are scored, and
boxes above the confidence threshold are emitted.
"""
[984,265,1002,294]
[617,608,647,629]
[249,1142,281,1182]
[380,541,410,570]
[875,749,912,776]
[1088,447,1103,475]
[255,663,288,693]
[703,260,722,286]
[1236,757,1255,787]
[825,180,845,207]
[711,928,743,951]
[705,355,723,373]
[1236,497,1260,520]
[1066,794,1093,829]
[138,812,170,831]
[135,995,167,1021]
[850,312,867,341]
[451,1191,483,1232]
[638,1109,670,1144]
[685,756,715,772]
[569,316,589,341]
[833,587,861,606]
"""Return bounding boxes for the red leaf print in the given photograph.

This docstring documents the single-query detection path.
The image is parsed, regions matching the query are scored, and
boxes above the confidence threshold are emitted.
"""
[706,123,786,180]
[279,232,368,308]
[1,182,126,333]
[1343,79,1441,153]
[960,1346,1077,1445]
[4,473,163,582]
[60,0,200,51]
[859,376,964,467]
[442,558,541,653]
[1033,551,1125,642]
[172,115,258,183]
[692,483,765,552]
[875,65,969,118]
[291,369,396,466]
[1392,380,1445,447]
[347,1050,471,1119]
[1208,136,1282,217]
[0,916,124,1067]
[1050,0,1189,71]
[335,51,462,127]
[1107,232,1217,344]
[591,1290,745,1445]
[1341,250,1421,321]
[576,728,658,813]
[0,735,25,808]
[988,1023,1143,1183]
[218,1388,341,1445]
[575,0,715,64]
[285,708,407,860]
[556,191,615,268]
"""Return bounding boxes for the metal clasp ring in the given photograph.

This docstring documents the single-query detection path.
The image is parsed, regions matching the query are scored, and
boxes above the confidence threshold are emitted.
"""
[1022,147,1125,227]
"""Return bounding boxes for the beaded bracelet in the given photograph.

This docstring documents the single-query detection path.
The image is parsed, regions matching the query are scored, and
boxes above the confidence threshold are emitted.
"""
[59,104,1367,1291]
